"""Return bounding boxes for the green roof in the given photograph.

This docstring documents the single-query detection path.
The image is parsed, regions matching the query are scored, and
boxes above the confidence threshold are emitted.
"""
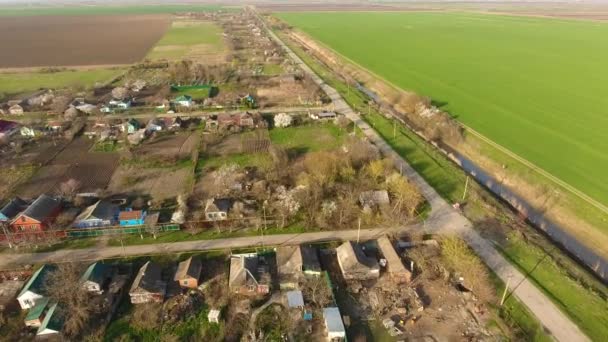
[174,95,193,101]
[18,265,53,298]
[36,302,63,335]
[80,262,109,285]
[24,297,50,322]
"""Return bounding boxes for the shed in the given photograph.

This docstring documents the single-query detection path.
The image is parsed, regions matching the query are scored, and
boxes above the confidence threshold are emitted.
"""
[336,241,380,281]
[286,290,304,309]
[204,198,233,221]
[359,190,390,210]
[323,307,346,341]
[377,236,411,284]
[208,309,221,323]
[24,297,51,327]
[36,302,62,336]
[174,256,202,289]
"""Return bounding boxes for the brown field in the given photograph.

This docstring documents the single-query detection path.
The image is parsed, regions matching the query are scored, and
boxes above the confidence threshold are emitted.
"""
[17,138,119,197]
[0,15,170,68]
[107,166,191,203]
[135,132,200,161]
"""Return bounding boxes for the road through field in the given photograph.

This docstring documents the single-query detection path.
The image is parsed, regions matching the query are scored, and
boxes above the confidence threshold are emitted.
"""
[259,10,589,342]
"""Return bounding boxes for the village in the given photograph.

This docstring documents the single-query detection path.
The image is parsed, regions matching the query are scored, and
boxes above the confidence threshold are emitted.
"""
[0,6,548,342]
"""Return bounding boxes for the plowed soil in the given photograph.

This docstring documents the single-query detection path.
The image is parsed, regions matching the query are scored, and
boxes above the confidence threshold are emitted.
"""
[0,15,170,68]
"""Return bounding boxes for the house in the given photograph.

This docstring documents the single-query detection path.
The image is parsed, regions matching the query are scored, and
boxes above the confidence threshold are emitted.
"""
[277,245,322,290]
[24,297,51,327]
[163,116,182,130]
[17,265,54,310]
[234,112,254,128]
[36,302,62,336]
[359,190,390,211]
[10,194,61,232]
[204,198,233,221]
[20,126,37,137]
[109,99,132,110]
[0,119,19,139]
[120,119,140,134]
[129,261,166,304]
[208,309,221,323]
[0,197,28,222]
[174,95,193,107]
[377,236,412,284]
[323,307,346,341]
[336,241,380,281]
[47,121,66,132]
[229,254,271,295]
[174,256,202,289]
[81,262,111,294]
[73,200,118,228]
[9,104,24,115]
[146,118,164,132]
[310,111,336,121]
[118,209,146,226]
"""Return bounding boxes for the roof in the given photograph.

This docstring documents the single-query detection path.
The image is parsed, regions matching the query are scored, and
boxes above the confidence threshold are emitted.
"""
[130,261,165,294]
[119,210,144,221]
[80,262,110,285]
[75,200,117,222]
[205,198,233,213]
[229,254,258,288]
[0,197,27,220]
[25,297,50,321]
[317,111,336,118]
[377,237,410,276]
[336,241,380,273]
[277,245,321,276]
[323,307,346,334]
[15,194,61,223]
[0,119,18,132]
[359,190,390,208]
[286,290,304,308]
[208,309,221,320]
[175,95,193,101]
[174,257,202,281]
[36,302,63,335]
[18,264,54,298]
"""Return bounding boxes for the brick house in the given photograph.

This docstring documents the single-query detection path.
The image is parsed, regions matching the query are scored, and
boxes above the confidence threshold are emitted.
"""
[10,195,61,232]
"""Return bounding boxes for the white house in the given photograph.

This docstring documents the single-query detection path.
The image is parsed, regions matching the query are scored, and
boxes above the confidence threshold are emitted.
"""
[17,265,53,310]
[323,307,346,341]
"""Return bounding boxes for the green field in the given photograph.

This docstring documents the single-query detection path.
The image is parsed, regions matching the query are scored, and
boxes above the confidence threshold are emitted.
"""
[0,5,228,17]
[146,21,225,60]
[278,12,608,206]
[0,68,124,95]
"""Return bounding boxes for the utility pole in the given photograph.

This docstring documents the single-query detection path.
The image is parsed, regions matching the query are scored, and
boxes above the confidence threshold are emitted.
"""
[501,276,512,306]
[357,218,361,243]
[462,176,470,201]
[393,120,396,139]
[1,223,13,249]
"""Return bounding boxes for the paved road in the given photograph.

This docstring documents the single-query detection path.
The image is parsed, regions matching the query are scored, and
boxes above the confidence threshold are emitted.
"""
[260,14,590,342]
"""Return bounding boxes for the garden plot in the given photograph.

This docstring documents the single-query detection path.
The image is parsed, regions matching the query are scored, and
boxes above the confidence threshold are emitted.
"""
[135,132,200,161]
[107,166,192,203]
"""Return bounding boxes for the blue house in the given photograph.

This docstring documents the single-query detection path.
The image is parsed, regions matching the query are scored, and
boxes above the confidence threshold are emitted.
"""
[118,209,146,226]
[73,200,118,228]
[0,197,27,222]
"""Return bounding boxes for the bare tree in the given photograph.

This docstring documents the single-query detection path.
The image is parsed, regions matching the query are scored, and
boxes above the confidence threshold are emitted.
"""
[57,179,81,200]
[302,276,332,309]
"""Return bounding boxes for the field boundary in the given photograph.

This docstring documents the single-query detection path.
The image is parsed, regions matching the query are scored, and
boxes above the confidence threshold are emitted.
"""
[287,28,608,216]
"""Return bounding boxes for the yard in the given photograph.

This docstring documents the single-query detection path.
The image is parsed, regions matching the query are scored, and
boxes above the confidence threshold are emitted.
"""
[146,20,226,61]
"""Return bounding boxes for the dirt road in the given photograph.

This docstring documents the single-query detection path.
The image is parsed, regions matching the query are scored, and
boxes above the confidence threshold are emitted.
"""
[258,10,589,342]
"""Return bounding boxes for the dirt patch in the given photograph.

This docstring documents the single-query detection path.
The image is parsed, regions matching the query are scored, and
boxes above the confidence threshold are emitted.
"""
[135,132,200,161]
[107,165,192,203]
[0,15,170,68]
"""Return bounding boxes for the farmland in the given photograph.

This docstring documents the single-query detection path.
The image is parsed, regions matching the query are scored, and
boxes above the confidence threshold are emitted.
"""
[146,20,226,61]
[278,11,608,206]
[0,68,125,95]
[0,15,170,68]
[0,4,227,17]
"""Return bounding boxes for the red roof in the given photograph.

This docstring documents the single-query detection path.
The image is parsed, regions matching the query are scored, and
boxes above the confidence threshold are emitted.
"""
[119,210,143,221]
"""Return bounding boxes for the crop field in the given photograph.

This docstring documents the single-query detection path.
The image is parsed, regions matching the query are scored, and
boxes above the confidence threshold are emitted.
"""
[278,12,608,206]
[0,15,169,68]
[0,68,125,95]
[0,4,227,17]
[146,20,226,61]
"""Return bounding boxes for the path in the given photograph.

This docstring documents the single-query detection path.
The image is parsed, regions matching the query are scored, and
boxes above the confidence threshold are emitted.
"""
[257,10,589,342]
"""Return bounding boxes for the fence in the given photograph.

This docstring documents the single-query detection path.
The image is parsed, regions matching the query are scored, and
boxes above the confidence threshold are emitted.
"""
[0,224,180,242]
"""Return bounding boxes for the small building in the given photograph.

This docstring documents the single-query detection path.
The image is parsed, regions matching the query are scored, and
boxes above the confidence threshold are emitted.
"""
[0,197,28,222]
[129,261,166,304]
[109,99,132,110]
[377,236,411,284]
[121,119,140,134]
[73,200,118,228]
[10,194,61,233]
[229,254,270,295]
[208,309,221,323]
[36,302,62,336]
[47,121,66,132]
[20,126,37,137]
[286,290,304,309]
[24,297,51,328]
[17,265,54,310]
[174,256,202,289]
[204,198,233,221]
[235,112,254,128]
[146,118,164,132]
[336,241,380,281]
[174,95,194,107]
[9,104,24,115]
[310,111,336,121]
[323,307,346,341]
[359,190,390,211]
[118,209,146,227]
[81,262,111,294]
[164,116,182,130]
[277,245,322,290]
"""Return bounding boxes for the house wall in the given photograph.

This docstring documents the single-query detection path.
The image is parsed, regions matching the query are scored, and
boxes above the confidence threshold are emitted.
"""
[119,218,144,226]
[17,292,44,310]
[129,292,163,304]
[11,216,44,232]
[74,219,111,229]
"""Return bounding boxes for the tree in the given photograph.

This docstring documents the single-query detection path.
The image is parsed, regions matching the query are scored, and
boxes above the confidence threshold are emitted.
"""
[111,86,129,100]
[387,173,423,219]
[302,276,332,309]
[273,113,292,128]
[271,186,300,228]
[44,263,99,338]
[57,178,81,200]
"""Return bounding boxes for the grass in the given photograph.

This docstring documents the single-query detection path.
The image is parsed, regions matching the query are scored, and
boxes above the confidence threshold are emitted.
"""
[199,152,274,171]
[269,123,348,153]
[278,30,608,341]
[262,63,283,76]
[0,68,124,95]
[172,87,210,100]
[0,5,228,17]
[146,20,225,60]
[278,11,608,207]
